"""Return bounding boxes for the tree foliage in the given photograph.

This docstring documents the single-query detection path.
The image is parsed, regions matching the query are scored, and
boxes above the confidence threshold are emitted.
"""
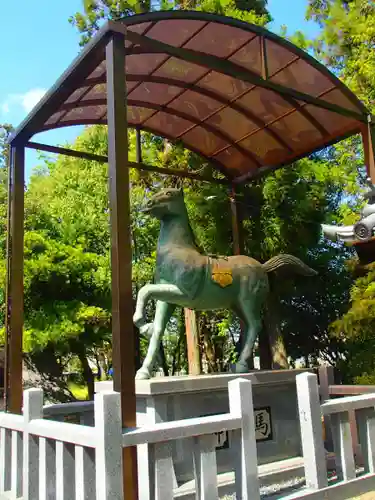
[69,0,271,46]
[330,261,375,382]
[301,0,375,381]
[0,124,13,254]
[307,0,375,108]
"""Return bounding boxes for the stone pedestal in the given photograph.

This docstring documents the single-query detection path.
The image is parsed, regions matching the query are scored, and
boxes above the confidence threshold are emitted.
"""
[95,369,309,493]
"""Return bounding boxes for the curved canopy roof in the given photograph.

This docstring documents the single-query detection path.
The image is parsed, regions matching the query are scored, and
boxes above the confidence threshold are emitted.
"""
[11,11,371,182]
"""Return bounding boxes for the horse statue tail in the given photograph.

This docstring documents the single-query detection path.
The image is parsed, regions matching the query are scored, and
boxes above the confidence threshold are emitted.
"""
[262,254,317,276]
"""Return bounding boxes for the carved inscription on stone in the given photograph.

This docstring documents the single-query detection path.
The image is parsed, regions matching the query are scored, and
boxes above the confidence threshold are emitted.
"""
[201,406,273,450]
[254,406,273,441]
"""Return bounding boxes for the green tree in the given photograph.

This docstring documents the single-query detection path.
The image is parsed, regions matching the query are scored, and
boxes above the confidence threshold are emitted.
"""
[69,0,271,46]
[330,260,375,382]
[0,124,13,168]
[306,0,375,108]
[22,231,112,400]
[0,124,13,253]
[0,124,13,345]
[302,0,375,380]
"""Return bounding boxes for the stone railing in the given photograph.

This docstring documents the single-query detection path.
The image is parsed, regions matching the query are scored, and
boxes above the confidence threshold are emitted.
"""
[43,400,94,425]
[1,374,375,499]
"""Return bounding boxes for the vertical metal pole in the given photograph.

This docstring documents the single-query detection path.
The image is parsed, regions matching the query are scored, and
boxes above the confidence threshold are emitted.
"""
[106,32,138,500]
[230,186,253,368]
[134,128,141,371]
[318,365,335,452]
[135,128,142,164]
[230,185,243,256]
[4,144,12,411]
[4,145,25,414]
[362,118,375,184]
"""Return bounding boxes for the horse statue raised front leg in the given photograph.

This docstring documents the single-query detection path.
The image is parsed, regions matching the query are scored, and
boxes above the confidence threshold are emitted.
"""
[133,188,317,380]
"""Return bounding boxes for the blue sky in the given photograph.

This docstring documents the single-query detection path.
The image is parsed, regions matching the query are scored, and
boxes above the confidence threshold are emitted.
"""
[0,0,319,179]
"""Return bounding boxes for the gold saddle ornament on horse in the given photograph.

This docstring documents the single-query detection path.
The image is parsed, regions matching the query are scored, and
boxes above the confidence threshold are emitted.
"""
[210,258,233,288]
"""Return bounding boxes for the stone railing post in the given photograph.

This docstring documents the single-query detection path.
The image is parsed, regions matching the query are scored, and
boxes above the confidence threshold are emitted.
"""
[297,373,327,489]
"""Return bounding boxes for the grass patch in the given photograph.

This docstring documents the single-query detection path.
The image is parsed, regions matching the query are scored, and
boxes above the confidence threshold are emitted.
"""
[68,382,89,400]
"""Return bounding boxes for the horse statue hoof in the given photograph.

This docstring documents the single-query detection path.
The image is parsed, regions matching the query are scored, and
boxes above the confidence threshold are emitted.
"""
[135,369,151,380]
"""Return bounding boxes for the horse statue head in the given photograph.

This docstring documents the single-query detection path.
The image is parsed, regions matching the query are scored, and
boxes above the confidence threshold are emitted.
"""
[142,188,185,219]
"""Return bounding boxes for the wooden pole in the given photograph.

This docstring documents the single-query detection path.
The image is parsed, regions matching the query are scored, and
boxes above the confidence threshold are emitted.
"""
[4,145,25,414]
[185,309,201,375]
[318,365,335,452]
[106,32,138,500]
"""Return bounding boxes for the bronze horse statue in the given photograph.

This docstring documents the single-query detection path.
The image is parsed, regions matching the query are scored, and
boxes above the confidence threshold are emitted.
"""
[133,188,316,379]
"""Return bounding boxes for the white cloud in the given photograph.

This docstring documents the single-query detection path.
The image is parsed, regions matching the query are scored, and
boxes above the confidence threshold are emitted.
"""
[1,102,9,114]
[20,88,46,112]
[0,88,47,116]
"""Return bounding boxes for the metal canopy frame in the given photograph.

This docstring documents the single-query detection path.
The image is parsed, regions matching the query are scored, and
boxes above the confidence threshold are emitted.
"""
[9,13,374,181]
[4,11,375,500]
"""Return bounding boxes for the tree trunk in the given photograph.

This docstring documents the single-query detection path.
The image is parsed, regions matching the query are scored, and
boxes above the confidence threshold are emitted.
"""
[171,333,182,376]
[258,325,272,369]
[175,312,186,375]
[270,332,289,369]
[24,351,75,403]
[97,350,108,381]
[77,348,95,401]
[94,353,101,381]
[159,343,169,376]
[202,327,216,373]
[263,303,289,369]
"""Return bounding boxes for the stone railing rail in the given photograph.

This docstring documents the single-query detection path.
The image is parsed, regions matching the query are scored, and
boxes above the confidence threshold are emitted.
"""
[43,400,94,425]
[329,385,375,396]
[318,365,375,461]
[296,372,375,500]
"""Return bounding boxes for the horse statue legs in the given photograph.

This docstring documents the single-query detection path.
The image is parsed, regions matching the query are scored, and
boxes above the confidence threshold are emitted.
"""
[232,281,266,372]
[133,281,266,379]
[134,284,182,379]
